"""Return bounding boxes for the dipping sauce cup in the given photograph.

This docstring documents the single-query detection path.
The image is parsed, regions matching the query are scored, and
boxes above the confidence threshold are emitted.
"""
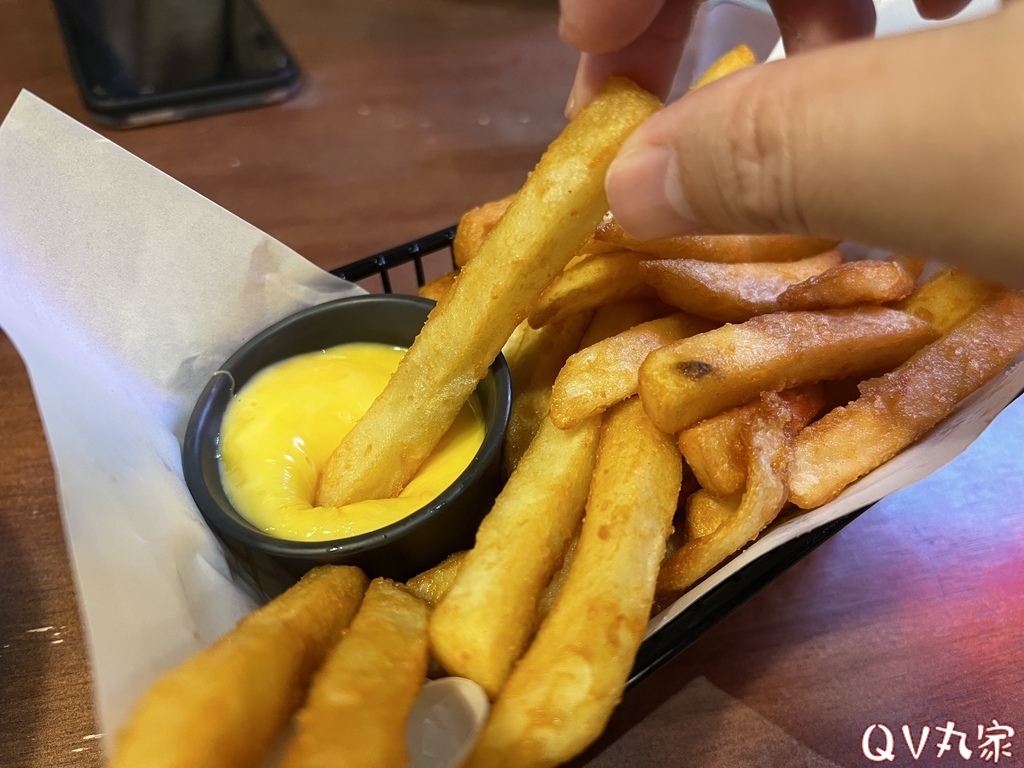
[183,294,511,582]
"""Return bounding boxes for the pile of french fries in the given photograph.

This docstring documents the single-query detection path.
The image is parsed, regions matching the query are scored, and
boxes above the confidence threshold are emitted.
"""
[113,47,1024,768]
[417,187,1024,768]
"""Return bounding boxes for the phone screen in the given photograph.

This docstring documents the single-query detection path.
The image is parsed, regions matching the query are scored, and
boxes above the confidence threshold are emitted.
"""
[51,0,301,127]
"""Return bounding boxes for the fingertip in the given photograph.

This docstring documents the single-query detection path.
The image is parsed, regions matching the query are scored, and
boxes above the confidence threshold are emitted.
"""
[558,0,666,55]
[606,141,698,241]
[564,89,577,120]
[564,57,594,119]
[557,2,586,49]
[769,0,876,53]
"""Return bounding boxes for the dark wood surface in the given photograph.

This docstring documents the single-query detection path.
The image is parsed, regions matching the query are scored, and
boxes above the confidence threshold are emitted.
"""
[2,1,1023,766]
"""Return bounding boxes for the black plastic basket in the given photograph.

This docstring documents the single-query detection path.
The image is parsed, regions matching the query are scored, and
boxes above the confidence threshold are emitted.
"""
[330,227,868,689]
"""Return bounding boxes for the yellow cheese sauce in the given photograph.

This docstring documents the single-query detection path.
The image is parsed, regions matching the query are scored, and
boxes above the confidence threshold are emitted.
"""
[218,342,485,541]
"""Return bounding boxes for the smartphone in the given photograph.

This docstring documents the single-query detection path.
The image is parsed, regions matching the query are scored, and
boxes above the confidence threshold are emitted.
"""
[51,0,301,128]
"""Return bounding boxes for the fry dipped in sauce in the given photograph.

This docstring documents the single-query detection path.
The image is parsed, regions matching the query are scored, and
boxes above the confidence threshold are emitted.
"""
[219,342,485,541]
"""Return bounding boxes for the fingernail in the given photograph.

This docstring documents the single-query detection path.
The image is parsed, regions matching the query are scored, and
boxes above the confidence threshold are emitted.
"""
[565,55,590,119]
[564,87,577,119]
[605,144,697,241]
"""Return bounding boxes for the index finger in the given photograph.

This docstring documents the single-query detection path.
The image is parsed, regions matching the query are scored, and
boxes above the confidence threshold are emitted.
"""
[768,0,876,53]
[564,0,697,114]
[559,0,668,54]
[562,0,878,116]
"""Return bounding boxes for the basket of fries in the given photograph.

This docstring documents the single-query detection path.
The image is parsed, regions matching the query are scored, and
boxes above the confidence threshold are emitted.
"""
[325,223,875,691]
[3,43,1020,768]
[101,51,1024,768]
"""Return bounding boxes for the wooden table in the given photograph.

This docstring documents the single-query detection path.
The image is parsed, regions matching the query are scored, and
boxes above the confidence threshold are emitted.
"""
[1,1,1022,766]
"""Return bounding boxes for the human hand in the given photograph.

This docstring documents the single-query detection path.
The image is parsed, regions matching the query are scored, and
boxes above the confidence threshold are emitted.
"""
[561,0,883,115]
[563,1,1024,285]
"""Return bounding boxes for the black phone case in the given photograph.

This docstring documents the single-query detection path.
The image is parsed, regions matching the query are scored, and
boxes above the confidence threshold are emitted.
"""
[51,0,301,127]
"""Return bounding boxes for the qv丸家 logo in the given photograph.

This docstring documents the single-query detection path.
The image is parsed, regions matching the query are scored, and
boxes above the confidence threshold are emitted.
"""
[862,721,1014,763]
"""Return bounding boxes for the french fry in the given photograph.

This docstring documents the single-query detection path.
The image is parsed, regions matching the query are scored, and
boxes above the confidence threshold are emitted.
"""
[578,297,674,347]
[281,579,429,768]
[528,250,656,329]
[890,254,927,280]
[417,269,459,301]
[820,376,867,411]
[638,307,939,433]
[317,78,660,506]
[113,566,367,768]
[641,251,843,322]
[508,298,669,469]
[466,399,681,768]
[595,216,839,263]
[517,296,673,455]
[690,44,756,90]
[658,393,791,597]
[684,489,741,541]
[431,415,601,698]
[777,259,917,310]
[453,194,515,267]
[503,312,591,475]
[536,530,579,618]
[677,384,824,497]
[896,266,999,334]
[789,291,1024,509]
[575,238,626,258]
[550,312,716,429]
[502,321,541,393]
[405,551,467,607]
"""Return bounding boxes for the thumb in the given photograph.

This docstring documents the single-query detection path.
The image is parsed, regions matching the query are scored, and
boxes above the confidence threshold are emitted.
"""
[605,4,1024,285]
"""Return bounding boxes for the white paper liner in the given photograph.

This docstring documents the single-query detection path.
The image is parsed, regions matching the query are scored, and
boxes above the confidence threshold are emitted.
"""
[0,91,363,733]
[646,359,1024,638]
[2,89,1022,765]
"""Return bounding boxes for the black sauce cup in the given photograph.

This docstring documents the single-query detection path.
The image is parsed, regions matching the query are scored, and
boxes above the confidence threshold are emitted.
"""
[183,294,511,584]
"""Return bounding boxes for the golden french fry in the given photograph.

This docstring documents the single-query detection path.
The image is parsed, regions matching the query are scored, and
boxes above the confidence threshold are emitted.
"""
[113,566,367,768]
[466,399,681,768]
[638,307,939,433]
[678,384,824,497]
[595,215,839,264]
[777,259,917,310]
[790,291,1024,509]
[550,312,715,429]
[659,234,837,263]
[658,393,791,597]
[896,266,999,334]
[577,238,626,258]
[536,530,579,619]
[690,44,756,90]
[501,321,540,393]
[891,254,927,280]
[505,297,670,472]
[431,415,600,698]
[641,251,843,322]
[281,579,428,768]
[684,489,741,541]
[578,297,675,347]
[503,312,592,475]
[405,551,467,607]
[453,194,515,267]
[317,78,660,506]
[417,269,460,301]
[528,250,656,329]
